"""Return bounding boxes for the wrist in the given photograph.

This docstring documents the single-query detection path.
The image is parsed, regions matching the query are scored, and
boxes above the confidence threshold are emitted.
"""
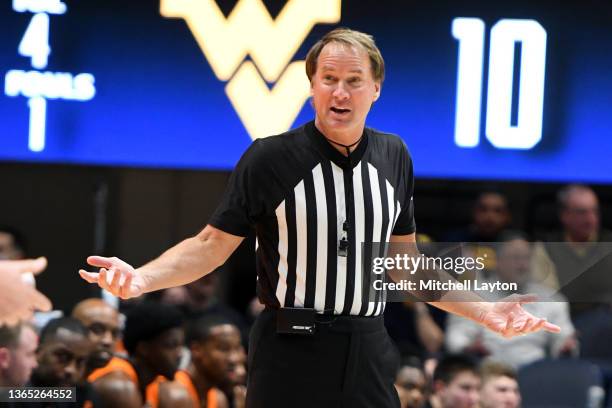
[470,301,492,324]
[136,268,152,294]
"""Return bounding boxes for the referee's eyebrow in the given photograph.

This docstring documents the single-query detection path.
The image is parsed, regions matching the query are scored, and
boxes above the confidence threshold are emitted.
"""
[320,65,365,74]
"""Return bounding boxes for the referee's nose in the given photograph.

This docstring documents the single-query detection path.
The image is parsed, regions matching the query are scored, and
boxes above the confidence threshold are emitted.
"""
[332,82,350,101]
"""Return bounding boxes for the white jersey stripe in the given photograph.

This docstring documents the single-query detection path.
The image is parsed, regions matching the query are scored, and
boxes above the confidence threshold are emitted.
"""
[293,181,307,307]
[350,162,365,315]
[275,200,289,306]
[367,163,383,316]
[312,164,328,312]
[332,163,347,314]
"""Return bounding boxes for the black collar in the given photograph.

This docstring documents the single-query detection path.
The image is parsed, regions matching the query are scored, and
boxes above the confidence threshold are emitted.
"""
[305,121,368,169]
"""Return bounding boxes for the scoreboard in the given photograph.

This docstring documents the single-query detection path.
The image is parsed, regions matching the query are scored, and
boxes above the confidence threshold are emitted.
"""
[1,0,611,183]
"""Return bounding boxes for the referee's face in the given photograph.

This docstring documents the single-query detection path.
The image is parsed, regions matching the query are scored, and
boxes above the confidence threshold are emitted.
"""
[311,42,381,141]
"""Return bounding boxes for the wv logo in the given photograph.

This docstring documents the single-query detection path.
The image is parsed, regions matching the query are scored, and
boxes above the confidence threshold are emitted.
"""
[160,0,342,139]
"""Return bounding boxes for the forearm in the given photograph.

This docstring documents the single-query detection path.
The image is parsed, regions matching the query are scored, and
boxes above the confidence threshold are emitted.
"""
[387,234,492,325]
[429,293,491,324]
[81,225,244,299]
[137,225,243,293]
[137,235,221,293]
[386,235,561,338]
[386,253,490,323]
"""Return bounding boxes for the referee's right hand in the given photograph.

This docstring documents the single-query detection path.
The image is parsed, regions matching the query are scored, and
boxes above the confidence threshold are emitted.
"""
[79,256,146,299]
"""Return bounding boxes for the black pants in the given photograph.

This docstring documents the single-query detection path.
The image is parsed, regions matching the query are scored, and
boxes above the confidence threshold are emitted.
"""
[246,308,401,408]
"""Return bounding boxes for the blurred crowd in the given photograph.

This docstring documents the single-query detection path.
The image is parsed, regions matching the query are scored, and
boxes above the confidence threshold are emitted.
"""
[1,182,611,407]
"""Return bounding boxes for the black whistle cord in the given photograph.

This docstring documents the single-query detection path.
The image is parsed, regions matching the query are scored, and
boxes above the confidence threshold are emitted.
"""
[322,135,362,259]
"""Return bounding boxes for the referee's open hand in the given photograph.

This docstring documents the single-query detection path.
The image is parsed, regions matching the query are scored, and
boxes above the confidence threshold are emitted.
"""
[477,294,562,338]
[79,256,146,299]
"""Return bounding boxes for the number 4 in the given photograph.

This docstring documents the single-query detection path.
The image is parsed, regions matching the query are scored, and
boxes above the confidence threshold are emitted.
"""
[453,18,547,150]
[18,12,51,69]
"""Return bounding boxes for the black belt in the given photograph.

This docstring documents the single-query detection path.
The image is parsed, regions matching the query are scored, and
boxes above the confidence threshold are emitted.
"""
[263,306,385,334]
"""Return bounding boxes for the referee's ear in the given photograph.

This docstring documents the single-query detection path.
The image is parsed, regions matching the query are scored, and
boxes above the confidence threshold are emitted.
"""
[373,81,381,102]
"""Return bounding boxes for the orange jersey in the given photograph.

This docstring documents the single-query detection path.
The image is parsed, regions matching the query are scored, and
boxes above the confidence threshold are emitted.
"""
[87,357,162,408]
[146,375,166,408]
[88,356,138,383]
[174,370,218,408]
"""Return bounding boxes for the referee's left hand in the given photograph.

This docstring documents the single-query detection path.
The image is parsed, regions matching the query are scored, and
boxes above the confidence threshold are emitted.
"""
[476,294,561,338]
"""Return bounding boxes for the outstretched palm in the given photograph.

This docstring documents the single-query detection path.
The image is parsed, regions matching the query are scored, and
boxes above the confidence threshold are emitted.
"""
[477,294,561,338]
[79,256,147,299]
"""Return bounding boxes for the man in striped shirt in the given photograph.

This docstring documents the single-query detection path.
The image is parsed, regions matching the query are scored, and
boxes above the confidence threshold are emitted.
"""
[80,28,560,408]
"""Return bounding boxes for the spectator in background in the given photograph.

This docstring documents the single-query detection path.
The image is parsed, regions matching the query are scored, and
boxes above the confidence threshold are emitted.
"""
[557,184,608,242]
[224,363,246,408]
[155,381,194,408]
[395,357,427,408]
[93,376,142,408]
[532,184,612,320]
[446,192,512,243]
[72,298,122,377]
[445,191,512,273]
[31,317,96,407]
[0,323,38,387]
[446,233,577,368]
[161,314,246,408]
[156,272,222,315]
[427,354,480,408]
[478,361,521,408]
[385,301,445,361]
[156,273,247,340]
[88,301,184,407]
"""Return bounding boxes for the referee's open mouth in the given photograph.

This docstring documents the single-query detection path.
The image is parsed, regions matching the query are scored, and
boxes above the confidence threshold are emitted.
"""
[330,107,351,115]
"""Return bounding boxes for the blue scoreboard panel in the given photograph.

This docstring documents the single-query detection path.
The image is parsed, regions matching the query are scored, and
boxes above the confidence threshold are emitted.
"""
[1,0,611,182]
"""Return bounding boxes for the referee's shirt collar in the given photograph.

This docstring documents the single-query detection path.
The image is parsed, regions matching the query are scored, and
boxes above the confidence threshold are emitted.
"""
[306,121,369,169]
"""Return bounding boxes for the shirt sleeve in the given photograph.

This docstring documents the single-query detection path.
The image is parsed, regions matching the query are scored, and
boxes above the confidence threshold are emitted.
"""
[208,139,267,237]
[392,141,416,235]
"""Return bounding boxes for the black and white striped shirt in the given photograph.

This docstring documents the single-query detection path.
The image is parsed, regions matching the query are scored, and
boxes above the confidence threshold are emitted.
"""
[210,121,415,316]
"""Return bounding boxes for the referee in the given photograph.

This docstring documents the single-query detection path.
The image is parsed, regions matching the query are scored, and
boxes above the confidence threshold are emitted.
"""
[80,28,560,407]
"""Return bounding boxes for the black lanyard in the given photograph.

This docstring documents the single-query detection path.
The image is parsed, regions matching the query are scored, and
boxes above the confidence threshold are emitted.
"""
[322,135,363,258]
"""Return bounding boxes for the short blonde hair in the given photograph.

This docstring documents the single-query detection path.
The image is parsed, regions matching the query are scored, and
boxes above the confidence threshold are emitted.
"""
[480,361,517,382]
[305,27,385,84]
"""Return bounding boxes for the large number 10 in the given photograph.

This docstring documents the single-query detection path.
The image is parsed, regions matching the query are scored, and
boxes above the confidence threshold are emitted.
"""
[453,18,547,149]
